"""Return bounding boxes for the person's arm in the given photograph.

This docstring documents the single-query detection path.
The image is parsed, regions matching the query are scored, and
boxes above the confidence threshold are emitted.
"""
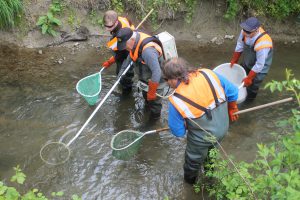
[141,47,161,82]
[230,30,244,67]
[215,72,239,102]
[215,72,239,121]
[168,102,186,137]
[235,30,244,52]
[252,48,270,73]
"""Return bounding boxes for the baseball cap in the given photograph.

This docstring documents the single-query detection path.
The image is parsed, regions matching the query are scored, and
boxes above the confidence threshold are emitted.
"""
[240,17,260,32]
[116,27,133,50]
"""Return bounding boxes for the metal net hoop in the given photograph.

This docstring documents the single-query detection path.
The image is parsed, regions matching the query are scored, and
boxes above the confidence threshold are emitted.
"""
[40,142,70,165]
[110,130,143,160]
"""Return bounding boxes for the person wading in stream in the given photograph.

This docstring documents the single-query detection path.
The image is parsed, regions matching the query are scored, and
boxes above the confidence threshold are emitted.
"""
[116,27,165,119]
[162,57,239,184]
[102,10,135,94]
[230,17,273,100]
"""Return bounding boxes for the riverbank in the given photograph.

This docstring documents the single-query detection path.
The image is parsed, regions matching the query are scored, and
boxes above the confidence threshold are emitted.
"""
[0,1,299,49]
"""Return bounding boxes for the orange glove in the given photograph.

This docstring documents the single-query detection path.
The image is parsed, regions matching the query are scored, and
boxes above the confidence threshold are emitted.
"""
[228,101,239,122]
[147,80,159,101]
[243,70,256,87]
[230,52,242,67]
[102,56,115,68]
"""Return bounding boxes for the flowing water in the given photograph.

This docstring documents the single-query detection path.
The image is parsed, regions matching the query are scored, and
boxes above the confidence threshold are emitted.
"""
[0,40,299,199]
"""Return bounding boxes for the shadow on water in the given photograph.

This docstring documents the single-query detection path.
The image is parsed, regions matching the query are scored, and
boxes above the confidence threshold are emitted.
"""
[0,40,299,199]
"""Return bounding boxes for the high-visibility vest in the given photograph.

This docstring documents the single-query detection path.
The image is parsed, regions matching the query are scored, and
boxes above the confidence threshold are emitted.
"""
[106,17,135,51]
[169,69,226,119]
[129,32,163,62]
[243,27,273,51]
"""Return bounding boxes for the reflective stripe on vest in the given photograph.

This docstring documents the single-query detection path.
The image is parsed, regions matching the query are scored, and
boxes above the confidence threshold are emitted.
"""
[243,27,273,51]
[130,32,162,62]
[169,69,226,119]
[107,17,135,50]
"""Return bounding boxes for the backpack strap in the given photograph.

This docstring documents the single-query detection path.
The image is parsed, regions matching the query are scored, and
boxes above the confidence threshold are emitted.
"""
[199,71,220,107]
[173,93,212,120]
[137,36,165,62]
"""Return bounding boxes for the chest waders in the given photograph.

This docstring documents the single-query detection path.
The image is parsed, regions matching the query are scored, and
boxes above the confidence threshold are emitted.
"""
[173,71,229,184]
[242,32,273,100]
[110,31,134,93]
[132,33,166,118]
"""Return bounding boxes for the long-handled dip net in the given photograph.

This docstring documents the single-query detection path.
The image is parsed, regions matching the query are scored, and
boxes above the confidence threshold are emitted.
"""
[40,58,134,165]
[40,9,161,165]
[110,127,169,160]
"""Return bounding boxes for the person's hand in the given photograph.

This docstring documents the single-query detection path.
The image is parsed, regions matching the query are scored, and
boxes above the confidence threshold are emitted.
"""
[147,80,159,101]
[230,52,242,68]
[102,56,115,68]
[242,70,257,87]
[228,101,239,122]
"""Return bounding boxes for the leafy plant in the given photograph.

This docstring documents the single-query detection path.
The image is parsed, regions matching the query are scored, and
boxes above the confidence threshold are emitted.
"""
[225,0,300,20]
[0,0,23,29]
[49,0,64,14]
[265,69,300,105]
[0,166,82,200]
[36,12,61,36]
[89,10,104,27]
[194,69,300,199]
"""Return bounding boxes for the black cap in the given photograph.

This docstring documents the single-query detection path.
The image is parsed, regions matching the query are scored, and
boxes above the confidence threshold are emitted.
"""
[240,17,260,32]
[116,27,133,50]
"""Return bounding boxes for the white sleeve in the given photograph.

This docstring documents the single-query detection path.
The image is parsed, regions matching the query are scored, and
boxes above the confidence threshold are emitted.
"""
[235,30,244,52]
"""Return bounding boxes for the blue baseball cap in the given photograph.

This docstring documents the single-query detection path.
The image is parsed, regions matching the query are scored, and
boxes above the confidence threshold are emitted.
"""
[240,17,260,32]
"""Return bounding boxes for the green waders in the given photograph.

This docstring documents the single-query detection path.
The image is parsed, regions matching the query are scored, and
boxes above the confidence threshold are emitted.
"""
[183,102,229,184]
[242,43,273,100]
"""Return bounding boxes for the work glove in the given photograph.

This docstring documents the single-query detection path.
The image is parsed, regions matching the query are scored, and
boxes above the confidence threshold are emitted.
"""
[230,51,242,67]
[243,70,257,87]
[147,80,159,101]
[102,56,115,68]
[228,101,239,122]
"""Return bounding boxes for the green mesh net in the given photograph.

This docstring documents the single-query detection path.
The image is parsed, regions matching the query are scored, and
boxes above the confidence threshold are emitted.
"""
[76,72,101,106]
[111,130,143,160]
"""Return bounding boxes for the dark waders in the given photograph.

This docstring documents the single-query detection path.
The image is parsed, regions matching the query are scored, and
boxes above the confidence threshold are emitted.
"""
[242,40,273,100]
[115,50,134,93]
[135,58,165,118]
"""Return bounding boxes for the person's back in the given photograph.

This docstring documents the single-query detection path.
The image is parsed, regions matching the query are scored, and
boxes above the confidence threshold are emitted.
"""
[162,57,239,184]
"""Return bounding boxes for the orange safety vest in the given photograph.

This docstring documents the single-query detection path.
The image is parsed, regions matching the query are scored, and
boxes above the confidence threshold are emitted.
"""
[129,32,163,62]
[243,27,273,51]
[169,69,226,119]
[107,17,135,51]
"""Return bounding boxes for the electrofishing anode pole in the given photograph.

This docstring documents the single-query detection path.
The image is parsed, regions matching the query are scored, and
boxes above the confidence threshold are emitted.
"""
[233,97,293,115]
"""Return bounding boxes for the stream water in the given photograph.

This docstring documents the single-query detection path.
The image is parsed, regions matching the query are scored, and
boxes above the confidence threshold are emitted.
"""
[0,40,299,199]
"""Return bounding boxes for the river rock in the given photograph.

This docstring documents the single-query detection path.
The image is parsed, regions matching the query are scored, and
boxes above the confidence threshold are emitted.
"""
[224,35,234,40]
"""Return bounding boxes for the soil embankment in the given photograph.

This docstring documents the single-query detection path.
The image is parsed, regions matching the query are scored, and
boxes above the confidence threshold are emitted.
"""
[0,1,299,48]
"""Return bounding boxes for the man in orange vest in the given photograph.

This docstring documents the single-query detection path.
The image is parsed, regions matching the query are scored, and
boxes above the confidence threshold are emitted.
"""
[102,10,135,94]
[116,27,165,119]
[230,17,273,100]
[162,57,239,184]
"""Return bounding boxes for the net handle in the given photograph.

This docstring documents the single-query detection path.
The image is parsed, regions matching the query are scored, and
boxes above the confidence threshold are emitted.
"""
[233,97,293,115]
[144,127,169,135]
[111,127,169,151]
[67,60,134,147]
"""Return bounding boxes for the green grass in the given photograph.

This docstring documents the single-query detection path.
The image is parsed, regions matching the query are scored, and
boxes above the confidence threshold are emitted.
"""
[0,0,23,29]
